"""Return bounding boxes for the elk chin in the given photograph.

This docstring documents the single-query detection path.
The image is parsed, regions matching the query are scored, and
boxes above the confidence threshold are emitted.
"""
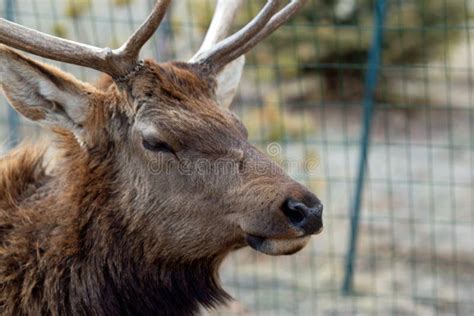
[245,235,311,256]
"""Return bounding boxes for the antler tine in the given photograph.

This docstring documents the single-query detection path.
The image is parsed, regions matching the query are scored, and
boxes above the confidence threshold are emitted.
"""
[196,0,307,72]
[227,0,307,64]
[190,0,245,62]
[0,0,171,79]
[195,0,282,70]
[116,0,171,64]
[0,19,106,71]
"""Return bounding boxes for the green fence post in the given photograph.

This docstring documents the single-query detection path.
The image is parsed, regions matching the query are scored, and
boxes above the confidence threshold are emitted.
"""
[5,0,19,148]
[342,0,388,295]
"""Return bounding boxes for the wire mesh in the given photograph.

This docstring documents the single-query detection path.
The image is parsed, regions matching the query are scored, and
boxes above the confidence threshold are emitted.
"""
[0,0,473,315]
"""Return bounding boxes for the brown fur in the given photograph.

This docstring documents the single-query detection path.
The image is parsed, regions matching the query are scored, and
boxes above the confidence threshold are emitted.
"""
[0,47,321,315]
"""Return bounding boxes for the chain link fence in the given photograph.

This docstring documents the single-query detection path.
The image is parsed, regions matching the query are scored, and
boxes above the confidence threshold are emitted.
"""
[1,0,473,315]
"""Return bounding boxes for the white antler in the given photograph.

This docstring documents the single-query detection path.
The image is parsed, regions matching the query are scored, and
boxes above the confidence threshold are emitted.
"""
[191,0,307,107]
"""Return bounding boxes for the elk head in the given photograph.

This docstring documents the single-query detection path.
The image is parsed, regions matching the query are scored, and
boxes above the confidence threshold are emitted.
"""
[0,0,322,260]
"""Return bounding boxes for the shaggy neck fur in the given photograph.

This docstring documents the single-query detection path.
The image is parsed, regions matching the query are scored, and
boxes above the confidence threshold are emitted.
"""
[0,135,230,316]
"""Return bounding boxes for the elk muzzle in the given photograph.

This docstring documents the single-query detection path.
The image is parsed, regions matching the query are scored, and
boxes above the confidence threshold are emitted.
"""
[245,191,323,256]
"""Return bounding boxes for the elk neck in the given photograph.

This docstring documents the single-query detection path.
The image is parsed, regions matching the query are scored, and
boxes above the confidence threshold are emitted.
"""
[2,132,231,315]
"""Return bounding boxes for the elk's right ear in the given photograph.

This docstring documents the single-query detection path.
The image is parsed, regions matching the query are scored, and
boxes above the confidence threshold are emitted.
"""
[215,56,245,109]
[0,46,95,131]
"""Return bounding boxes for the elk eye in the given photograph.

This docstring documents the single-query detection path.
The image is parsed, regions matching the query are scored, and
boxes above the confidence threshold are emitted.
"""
[142,138,175,154]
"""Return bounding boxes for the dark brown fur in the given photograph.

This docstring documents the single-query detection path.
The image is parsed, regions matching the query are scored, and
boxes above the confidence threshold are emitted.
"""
[0,143,229,315]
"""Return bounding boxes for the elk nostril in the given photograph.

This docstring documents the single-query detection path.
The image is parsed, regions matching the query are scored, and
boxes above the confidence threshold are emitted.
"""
[283,199,307,226]
[283,198,324,234]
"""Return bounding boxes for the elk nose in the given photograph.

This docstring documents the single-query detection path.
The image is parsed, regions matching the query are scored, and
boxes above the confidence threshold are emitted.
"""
[282,197,323,235]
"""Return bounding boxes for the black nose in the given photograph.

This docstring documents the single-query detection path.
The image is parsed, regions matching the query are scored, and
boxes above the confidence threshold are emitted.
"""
[282,198,323,235]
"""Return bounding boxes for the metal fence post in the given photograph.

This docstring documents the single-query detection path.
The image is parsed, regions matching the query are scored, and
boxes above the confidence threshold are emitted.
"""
[4,0,19,148]
[342,0,388,295]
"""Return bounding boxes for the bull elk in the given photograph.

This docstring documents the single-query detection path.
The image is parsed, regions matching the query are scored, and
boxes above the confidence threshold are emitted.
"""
[0,0,323,315]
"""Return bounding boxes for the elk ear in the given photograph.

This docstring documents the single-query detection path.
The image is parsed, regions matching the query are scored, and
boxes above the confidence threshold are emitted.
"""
[215,56,245,109]
[0,46,94,131]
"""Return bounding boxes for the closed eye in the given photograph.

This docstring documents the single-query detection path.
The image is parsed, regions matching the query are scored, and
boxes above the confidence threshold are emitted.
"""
[142,138,176,155]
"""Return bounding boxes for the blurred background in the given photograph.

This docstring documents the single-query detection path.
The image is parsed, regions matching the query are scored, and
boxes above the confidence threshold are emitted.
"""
[0,0,473,315]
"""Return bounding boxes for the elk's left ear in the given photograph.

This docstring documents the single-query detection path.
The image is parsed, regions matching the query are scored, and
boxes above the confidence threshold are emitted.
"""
[0,46,95,131]
[215,56,245,109]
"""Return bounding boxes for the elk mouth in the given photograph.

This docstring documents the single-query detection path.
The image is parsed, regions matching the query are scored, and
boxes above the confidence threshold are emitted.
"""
[245,230,322,256]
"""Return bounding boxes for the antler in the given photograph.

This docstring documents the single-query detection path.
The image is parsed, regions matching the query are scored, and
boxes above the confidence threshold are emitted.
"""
[193,0,307,73]
[190,0,245,62]
[0,0,306,78]
[0,0,171,79]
